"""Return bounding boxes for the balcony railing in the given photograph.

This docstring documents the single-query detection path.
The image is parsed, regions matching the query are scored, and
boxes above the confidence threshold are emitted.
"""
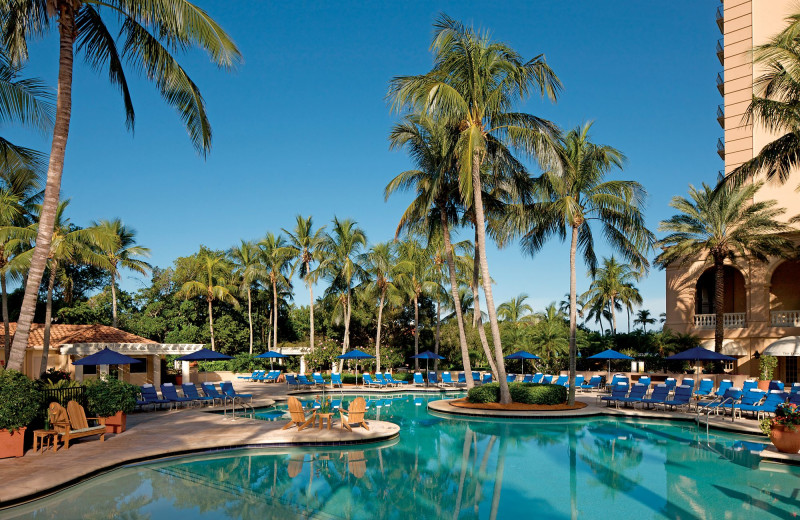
[716,72,724,96]
[771,310,800,327]
[717,137,725,159]
[717,104,724,128]
[694,313,746,329]
[716,39,724,65]
[716,6,724,33]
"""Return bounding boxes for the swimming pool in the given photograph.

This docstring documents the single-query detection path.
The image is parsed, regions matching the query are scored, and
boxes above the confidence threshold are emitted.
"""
[2,393,798,519]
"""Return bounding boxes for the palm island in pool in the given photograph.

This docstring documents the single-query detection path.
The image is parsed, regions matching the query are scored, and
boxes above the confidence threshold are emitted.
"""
[3,2,800,520]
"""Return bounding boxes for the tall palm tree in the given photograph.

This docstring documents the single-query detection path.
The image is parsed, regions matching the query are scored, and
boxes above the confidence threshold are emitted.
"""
[361,241,399,372]
[92,219,151,328]
[284,215,326,351]
[497,293,534,323]
[259,233,294,352]
[2,0,241,372]
[177,250,239,351]
[655,182,794,352]
[35,201,114,374]
[725,13,800,187]
[634,309,656,333]
[390,14,562,403]
[229,240,265,355]
[582,257,639,336]
[318,217,366,368]
[513,123,654,405]
[386,113,475,387]
[396,237,437,370]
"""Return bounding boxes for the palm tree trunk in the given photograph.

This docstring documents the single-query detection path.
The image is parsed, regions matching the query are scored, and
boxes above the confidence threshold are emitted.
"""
[440,211,473,388]
[40,266,57,377]
[714,255,724,352]
[208,298,216,350]
[472,232,499,379]
[308,282,315,350]
[272,279,278,351]
[610,297,617,335]
[266,304,272,350]
[111,273,118,328]
[434,299,441,372]
[470,157,509,403]
[2,273,10,364]
[568,225,578,406]
[339,287,351,373]
[247,287,253,355]
[375,288,386,373]
[414,294,420,371]
[7,4,76,371]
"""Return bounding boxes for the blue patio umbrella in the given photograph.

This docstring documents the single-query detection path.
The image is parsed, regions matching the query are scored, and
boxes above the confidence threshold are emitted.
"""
[667,346,734,374]
[255,350,287,370]
[337,349,375,387]
[72,347,142,366]
[411,350,445,386]
[504,351,540,375]
[176,348,233,361]
[587,349,634,377]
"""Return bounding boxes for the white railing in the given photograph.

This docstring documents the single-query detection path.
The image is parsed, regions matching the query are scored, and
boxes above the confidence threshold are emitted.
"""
[771,310,800,327]
[693,313,746,329]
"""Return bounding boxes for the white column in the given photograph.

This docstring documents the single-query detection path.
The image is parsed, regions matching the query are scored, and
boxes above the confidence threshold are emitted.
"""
[74,362,84,382]
[299,355,306,374]
[99,364,109,379]
[152,355,161,389]
[181,360,190,383]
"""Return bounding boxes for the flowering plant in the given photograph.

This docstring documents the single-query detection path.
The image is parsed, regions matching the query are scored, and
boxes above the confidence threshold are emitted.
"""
[760,403,800,435]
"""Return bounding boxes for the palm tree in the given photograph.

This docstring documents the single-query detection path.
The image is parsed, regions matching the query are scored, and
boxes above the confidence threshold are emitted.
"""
[529,303,569,366]
[655,182,794,352]
[386,113,475,387]
[319,217,367,368]
[3,1,241,372]
[259,233,294,352]
[582,257,639,336]
[389,14,562,403]
[362,241,399,372]
[396,237,437,370]
[514,123,654,405]
[634,310,656,333]
[725,13,800,187]
[177,250,239,351]
[284,215,326,351]
[497,294,534,323]
[229,240,265,355]
[92,219,151,328]
[35,201,114,374]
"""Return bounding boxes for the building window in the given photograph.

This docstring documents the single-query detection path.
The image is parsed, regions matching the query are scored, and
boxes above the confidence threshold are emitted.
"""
[787,357,798,385]
[130,358,147,373]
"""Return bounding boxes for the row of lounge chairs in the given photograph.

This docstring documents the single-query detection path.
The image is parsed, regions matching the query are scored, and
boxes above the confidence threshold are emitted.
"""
[136,382,252,410]
[237,370,282,383]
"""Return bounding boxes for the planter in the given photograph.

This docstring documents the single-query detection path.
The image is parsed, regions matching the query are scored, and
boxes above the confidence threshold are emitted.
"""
[757,380,770,391]
[0,427,26,458]
[770,424,800,454]
[175,375,183,385]
[103,411,126,434]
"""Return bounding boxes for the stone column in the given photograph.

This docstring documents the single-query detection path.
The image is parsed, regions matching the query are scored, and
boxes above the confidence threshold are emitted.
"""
[299,355,306,374]
[74,361,84,382]
[181,360,190,383]
[99,364,109,379]
[152,355,161,389]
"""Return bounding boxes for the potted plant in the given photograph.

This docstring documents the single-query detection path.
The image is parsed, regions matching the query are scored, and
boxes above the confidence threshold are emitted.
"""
[85,377,139,434]
[761,403,800,453]
[758,354,778,391]
[0,368,41,458]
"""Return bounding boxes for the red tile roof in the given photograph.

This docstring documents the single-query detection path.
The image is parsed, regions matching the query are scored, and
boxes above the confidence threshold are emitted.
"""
[0,323,156,348]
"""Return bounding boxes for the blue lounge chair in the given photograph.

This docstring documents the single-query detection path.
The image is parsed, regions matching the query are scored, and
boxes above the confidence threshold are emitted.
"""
[608,374,626,387]
[482,373,493,384]
[313,373,328,387]
[263,370,281,383]
[616,384,648,408]
[790,383,800,395]
[712,380,733,398]
[363,374,385,388]
[579,375,602,392]
[554,375,568,386]
[680,378,695,391]
[237,370,262,381]
[532,373,544,383]
[663,378,677,392]
[413,373,425,386]
[507,374,516,383]
[297,375,315,387]
[769,380,785,393]
[331,373,343,388]
[458,373,468,385]
[429,371,444,387]
[657,385,693,411]
[139,384,170,410]
[472,372,481,383]
[734,391,787,420]
[375,373,394,387]
[286,374,299,389]
[441,372,457,387]
[220,381,253,403]
[201,383,228,406]
[639,384,670,409]
[331,399,342,409]
[788,393,800,406]
[599,383,629,406]
[181,383,214,405]
[694,378,714,397]
[542,375,553,384]
[635,376,651,388]
[742,379,758,393]
[696,387,741,414]
[386,373,408,386]
[573,375,585,388]
[726,389,765,416]
[522,374,533,383]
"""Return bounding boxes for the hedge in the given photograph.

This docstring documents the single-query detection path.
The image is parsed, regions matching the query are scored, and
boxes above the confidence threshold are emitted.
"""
[467,382,566,405]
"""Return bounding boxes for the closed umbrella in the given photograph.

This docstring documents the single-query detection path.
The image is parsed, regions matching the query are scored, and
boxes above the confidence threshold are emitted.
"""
[504,351,540,376]
[411,350,445,387]
[337,349,375,387]
[255,350,287,370]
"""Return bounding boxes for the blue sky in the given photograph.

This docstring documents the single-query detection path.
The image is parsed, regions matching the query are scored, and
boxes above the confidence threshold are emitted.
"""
[5,1,722,330]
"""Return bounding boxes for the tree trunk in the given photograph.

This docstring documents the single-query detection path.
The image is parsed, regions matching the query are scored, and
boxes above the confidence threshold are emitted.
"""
[470,157,509,403]
[309,282,315,350]
[110,272,118,328]
[626,306,630,334]
[440,210,473,388]
[567,225,578,406]
[247,287,253,355]
[714,255,724,353]
[272,279,278,351]
[208,298,216,350]
[610,297,617,335]
[375,288,385,373]
[8,4,76,371]
[414,294,420,371]
[2,273,9,364]
[434,299,441,372]
[266,304,272,350]
[40,265,57,377]
[472,231,498,379]
[339,287,351,373]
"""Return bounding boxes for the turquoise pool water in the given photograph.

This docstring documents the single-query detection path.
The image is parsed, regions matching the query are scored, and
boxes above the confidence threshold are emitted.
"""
[2,393,799,519]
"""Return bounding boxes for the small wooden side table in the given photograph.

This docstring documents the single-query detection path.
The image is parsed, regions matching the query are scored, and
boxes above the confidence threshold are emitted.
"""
[316,412,334,430]
[33,429,57,453]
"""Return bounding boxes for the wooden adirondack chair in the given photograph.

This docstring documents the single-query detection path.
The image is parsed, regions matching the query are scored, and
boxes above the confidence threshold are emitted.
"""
[48,401,106,450]
[282,396,315,431]
[340,397,369,431]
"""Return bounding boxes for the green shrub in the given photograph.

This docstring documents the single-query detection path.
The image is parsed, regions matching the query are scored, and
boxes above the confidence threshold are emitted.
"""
[467,383,501,403]
[0,368,41,431]
[85,377,140,417]
[467,382,566,405]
